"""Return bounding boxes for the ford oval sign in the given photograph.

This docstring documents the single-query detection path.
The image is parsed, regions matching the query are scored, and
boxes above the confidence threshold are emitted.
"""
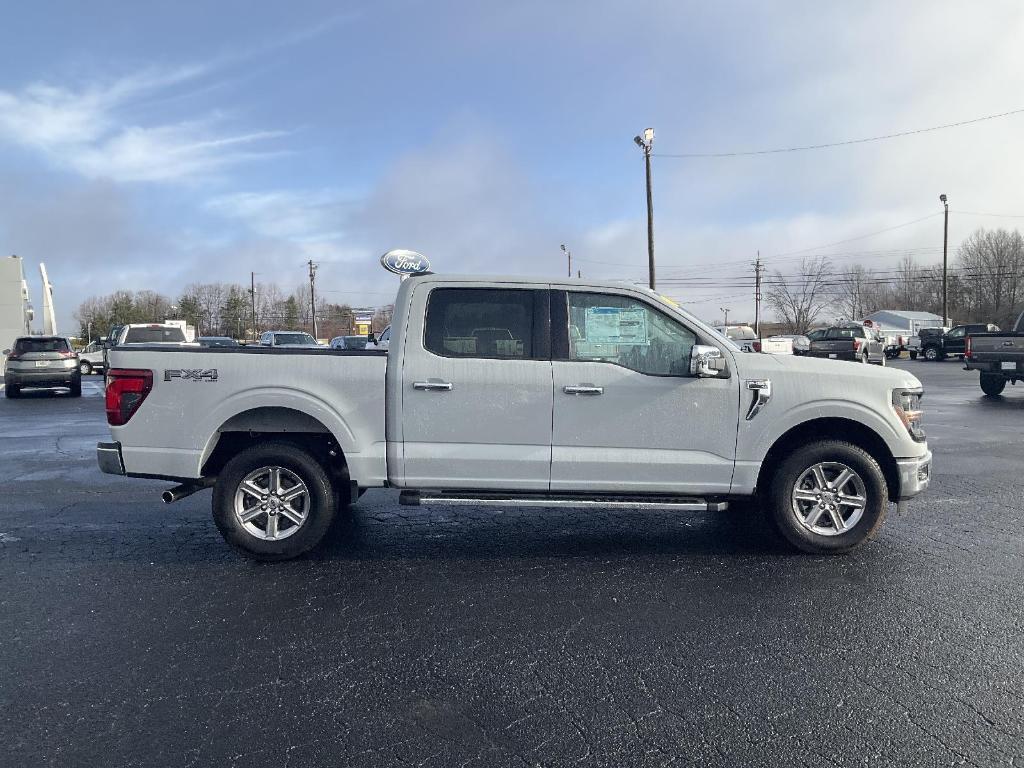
[380,249,430,276]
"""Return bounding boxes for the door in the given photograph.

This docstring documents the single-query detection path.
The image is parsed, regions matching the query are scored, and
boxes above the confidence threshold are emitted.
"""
[944,326,966,354]
[551,291,741,495]
[399,286,554,490]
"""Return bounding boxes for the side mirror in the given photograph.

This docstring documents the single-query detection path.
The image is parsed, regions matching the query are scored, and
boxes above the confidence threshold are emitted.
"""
[2,349,9,356]
[367,332,377,344]
[690,345,726,377]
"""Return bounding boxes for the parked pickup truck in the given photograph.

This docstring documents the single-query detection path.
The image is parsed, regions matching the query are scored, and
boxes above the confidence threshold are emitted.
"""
[808,325,887,365]
[963,312,1024,395]
[914,323,999,362]
[97,275,931,560]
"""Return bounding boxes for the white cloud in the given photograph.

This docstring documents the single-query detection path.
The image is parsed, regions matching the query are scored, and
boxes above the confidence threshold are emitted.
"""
[205,190,350,241]
[0,66,285,183]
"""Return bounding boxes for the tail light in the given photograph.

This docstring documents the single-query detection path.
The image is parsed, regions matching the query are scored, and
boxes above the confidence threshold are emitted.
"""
[853,338,863,351]
[965,336,972,360]
[5,351,18,360]
[105,368,153,426]
[752,340,762,352]
[60,350,77,359]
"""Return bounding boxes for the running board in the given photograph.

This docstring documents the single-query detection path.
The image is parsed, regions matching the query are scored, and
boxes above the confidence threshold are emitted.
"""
[400,490,728,512]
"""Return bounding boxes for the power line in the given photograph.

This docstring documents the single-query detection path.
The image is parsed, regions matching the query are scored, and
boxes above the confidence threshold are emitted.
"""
[652,107,1024,159]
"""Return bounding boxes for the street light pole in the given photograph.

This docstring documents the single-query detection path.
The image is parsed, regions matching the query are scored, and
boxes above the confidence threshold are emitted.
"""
[940,194,949,324]
[560,244,572,278]
[721,307,730,327]
[634,128,655,290]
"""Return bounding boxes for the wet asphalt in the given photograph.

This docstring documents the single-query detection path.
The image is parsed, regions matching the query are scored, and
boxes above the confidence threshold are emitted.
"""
[0,361,1022,767]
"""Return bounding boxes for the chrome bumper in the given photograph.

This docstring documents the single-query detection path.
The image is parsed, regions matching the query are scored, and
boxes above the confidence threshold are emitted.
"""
[97,441,125,475]
[895,450,931,500]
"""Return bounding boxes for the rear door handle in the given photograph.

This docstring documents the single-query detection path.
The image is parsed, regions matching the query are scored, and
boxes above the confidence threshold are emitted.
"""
[413,380,453,391]
[563,385,604,395]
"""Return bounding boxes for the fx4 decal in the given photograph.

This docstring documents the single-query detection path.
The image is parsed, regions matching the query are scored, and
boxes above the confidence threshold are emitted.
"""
[164,369,218,382]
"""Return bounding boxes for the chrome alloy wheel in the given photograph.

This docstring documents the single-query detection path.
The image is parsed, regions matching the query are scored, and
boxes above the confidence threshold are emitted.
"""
[791,461,867,536]
[233,466,310,541]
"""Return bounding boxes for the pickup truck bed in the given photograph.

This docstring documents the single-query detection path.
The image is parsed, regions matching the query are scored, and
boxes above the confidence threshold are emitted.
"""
[103,345,388,483]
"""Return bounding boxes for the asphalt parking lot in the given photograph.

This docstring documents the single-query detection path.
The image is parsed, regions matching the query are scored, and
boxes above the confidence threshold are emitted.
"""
[1,361,1022,767]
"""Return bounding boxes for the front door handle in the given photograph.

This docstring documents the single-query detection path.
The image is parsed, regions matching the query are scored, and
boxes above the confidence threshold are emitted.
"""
[413,380,453,392]
[563,385,604,396]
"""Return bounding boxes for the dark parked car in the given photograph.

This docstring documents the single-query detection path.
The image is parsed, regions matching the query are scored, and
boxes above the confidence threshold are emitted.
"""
[918,323,999,361]
[807,325,886,365]
[197,336,240,348]
[3,336,81,398]
[329,335,368,350]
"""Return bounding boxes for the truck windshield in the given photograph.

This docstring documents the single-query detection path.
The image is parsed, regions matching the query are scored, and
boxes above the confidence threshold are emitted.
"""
[124,327,187,343]
[825,328,863,339]
[274,333,317,346]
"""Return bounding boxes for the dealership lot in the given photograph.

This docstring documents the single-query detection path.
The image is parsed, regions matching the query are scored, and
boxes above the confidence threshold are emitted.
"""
[1,361,1022,767]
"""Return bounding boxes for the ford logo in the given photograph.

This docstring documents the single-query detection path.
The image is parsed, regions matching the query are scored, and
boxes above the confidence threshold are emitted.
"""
[380,249,431,276]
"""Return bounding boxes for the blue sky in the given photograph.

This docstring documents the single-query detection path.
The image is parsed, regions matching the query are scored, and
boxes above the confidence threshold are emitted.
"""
[2,0,1023,330]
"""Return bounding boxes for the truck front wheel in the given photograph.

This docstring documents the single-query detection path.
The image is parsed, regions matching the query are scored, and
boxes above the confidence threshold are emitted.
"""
[923,346,941,361]
[212,442,337,561]
[765,440,888,554]
[980,373,1006,397]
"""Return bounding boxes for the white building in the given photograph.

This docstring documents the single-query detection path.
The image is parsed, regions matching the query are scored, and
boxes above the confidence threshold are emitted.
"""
[0,255,33,356]
[862,310,945,334]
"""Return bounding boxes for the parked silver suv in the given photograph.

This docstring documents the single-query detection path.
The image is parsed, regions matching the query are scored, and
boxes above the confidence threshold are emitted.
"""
[3,336,82,398]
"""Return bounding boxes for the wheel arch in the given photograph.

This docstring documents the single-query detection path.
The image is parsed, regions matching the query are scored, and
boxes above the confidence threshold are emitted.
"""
[200,406,353,500]
[755,417,899,500]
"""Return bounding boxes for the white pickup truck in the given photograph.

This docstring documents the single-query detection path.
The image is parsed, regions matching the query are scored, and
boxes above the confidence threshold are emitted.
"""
[97,274,931,560]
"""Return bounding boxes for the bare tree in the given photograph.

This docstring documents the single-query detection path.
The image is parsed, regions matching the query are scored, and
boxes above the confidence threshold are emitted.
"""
[766,257,834,333]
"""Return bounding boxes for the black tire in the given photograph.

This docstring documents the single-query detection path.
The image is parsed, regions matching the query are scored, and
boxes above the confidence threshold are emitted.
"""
[212,442,337,561]
[765,440,889,554]
[4,384,19,398]
[923,345,941,362]
[980,373,1006,397]
[909,351,918,360]
[69,378,82,397]
[79,360,93,375]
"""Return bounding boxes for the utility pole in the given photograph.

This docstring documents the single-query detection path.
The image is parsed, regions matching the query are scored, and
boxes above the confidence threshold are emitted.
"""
[249,272,257,342]
[307,260,319,339]
[560,244,572,277]
[753,251,765,336]
[633,128,655,289]
[721,307,730,327]
[940,194,949,324]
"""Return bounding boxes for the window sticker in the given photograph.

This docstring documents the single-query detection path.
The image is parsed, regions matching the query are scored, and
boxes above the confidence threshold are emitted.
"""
[584,306,648,345]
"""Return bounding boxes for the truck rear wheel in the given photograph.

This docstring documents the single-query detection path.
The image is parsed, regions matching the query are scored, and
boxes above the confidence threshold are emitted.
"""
[212,442,337,561]
[765,440,888,554]
[980,373,1006,397]
[909,351,918,360]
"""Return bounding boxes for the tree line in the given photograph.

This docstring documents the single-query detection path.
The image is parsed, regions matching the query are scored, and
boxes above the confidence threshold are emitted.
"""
[767,227,1024,333]
[74,282,393,342]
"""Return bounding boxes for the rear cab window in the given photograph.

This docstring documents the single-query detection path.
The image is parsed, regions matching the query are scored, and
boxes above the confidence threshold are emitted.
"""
[124,327,186,344]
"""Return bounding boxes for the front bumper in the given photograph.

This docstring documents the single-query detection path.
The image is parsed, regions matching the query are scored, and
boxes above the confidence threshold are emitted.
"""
[895,450,931,500]
[97,441,126,475]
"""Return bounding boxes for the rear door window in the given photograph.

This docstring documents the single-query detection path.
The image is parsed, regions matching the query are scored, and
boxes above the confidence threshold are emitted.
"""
[424,288,540,359]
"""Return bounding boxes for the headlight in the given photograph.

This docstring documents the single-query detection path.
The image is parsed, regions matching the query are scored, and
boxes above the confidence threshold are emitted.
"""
[892,388,925,442]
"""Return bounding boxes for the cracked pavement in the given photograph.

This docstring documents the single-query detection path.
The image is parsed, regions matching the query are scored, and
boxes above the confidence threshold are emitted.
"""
[1,362,1022,767]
